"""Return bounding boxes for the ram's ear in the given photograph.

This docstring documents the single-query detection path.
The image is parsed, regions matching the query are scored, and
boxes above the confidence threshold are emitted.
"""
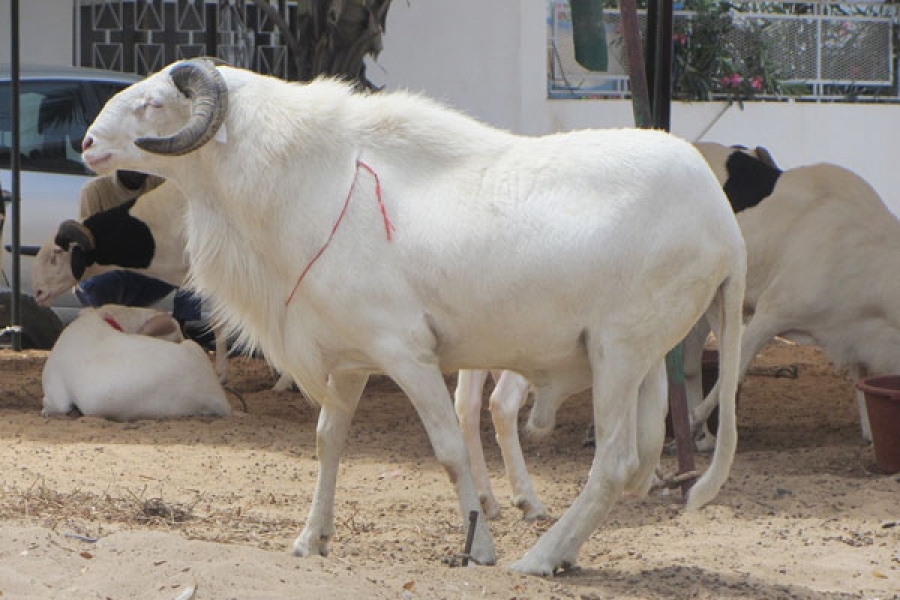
[70,247,88,280]
[753,146,778,170]
[214,123,227,145]
[137,313,184,342]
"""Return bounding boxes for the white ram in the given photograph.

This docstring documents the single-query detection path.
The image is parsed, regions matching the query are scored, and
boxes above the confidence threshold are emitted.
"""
[80,59,745,575]
[42,304,230,420]
[452,143,777,519]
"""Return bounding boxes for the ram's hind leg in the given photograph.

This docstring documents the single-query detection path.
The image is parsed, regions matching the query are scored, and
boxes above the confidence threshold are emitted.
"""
[293,372,368,558]
[624,360,668,496]
[512,349,647,576]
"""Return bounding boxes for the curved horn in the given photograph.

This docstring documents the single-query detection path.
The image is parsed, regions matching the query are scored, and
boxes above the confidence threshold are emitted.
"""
[54,220,95,252]
[134,59,229,156]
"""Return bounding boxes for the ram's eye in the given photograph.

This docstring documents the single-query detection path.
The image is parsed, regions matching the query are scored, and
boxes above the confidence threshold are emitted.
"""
[137,96,164,112]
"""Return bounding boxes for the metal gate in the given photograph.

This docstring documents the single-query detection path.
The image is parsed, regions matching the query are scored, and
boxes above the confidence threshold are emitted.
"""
[74,0,296,79]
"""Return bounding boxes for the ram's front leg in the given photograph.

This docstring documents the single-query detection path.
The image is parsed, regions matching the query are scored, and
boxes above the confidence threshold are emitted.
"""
[293,372,368,558]
[391,360,496,565]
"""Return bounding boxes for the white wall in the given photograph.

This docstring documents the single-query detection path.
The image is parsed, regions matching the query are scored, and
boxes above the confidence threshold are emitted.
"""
[373,0,900,213]
[3,0,898,211]
[368,0,525,132]
[0,0,73,66]
[538,99,900,212]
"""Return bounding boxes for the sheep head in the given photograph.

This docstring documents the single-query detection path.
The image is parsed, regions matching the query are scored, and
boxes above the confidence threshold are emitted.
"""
[82,58,229,176]
[33,219,103,306]
[694,142,782,214]
[32,241,78,307]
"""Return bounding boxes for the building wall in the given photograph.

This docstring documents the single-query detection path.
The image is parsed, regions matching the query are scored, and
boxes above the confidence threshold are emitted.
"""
[0,0,73,66]
[3,0,898,211]
[372,0,900,213]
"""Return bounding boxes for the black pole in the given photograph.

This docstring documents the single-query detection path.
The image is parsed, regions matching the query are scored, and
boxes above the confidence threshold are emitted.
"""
[620,0,652,128]
[10,0,22,350]
[644,0,659,113]
[644,0,692,494]
[652,0,673,131]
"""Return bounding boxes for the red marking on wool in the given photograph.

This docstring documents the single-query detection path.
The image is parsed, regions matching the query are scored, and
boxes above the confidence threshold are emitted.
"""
[285,159,394,306]
[103,316,123,332]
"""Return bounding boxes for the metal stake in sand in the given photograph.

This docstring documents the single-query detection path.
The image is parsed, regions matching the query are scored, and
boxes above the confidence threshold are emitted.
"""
[666,344,697,496]
[461,510,479,567]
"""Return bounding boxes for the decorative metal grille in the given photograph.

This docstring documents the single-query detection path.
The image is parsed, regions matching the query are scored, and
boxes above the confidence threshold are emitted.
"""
[74,0,297,79]
[548,0,899,102]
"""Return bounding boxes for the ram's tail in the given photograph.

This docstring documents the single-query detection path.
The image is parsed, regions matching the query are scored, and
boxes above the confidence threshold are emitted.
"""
[685,265,745,510]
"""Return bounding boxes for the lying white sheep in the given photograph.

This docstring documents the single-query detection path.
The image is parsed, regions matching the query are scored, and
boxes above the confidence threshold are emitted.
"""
[41,304,231,420]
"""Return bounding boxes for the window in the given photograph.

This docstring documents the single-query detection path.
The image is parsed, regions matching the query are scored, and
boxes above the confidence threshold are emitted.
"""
[0,80,126,176]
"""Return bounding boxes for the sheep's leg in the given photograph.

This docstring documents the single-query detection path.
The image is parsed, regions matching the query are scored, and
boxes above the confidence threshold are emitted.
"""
[512,353,644,576]
[856,392,873,442]
[392,362,496,566]
[692,311,782,433]
[453,369,500,518]
[489,370,547,520]
[272,373,294,392]
[848,364,873,442]
[293,371,368,558]
[623,361,668,496]
[212,324,229,382]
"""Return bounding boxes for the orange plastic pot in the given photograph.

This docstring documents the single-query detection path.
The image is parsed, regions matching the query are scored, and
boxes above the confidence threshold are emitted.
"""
[855,375,900,474]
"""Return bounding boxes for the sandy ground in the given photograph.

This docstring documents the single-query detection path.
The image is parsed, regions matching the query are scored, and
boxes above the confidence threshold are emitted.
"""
[1,341,898,599]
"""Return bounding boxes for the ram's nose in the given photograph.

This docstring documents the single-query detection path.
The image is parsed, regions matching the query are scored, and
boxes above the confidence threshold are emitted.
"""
[82,135,94,152]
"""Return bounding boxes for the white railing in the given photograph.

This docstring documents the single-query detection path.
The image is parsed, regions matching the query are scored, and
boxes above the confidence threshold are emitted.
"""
[548,0,899,102]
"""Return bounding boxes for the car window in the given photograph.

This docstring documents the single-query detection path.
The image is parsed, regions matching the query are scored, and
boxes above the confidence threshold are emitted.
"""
[0,79,128,176]
[88,82,128,111]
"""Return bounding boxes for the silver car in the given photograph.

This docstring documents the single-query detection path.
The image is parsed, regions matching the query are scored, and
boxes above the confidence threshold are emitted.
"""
[1,65,144,347]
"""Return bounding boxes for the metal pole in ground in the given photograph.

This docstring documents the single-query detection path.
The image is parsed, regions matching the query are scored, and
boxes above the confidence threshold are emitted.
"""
[622,0,695,497]
[666,344,697,495]
[9,0,22,351]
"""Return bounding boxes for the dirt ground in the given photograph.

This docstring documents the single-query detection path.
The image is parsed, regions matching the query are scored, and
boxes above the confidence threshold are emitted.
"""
[0,340,898,599]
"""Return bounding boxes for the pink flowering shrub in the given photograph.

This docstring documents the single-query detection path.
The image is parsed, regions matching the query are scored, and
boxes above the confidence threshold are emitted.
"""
[672,0,788,103]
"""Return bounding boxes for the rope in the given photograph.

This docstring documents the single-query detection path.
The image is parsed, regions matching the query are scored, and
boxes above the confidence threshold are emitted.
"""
[285,159,394,306]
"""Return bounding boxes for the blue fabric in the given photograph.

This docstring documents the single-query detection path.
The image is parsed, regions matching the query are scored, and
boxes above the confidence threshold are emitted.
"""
[75,271,174,307]
[173,288,202,322]
[75,271,202,322]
